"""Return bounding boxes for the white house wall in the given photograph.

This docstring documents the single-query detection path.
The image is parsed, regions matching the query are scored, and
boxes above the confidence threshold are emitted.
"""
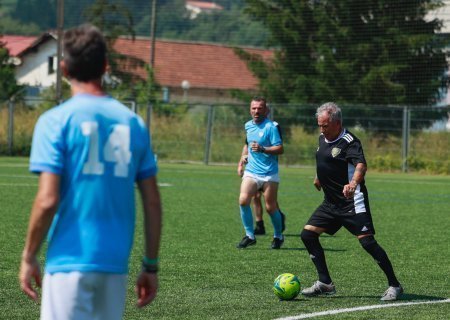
[16,39,57,88]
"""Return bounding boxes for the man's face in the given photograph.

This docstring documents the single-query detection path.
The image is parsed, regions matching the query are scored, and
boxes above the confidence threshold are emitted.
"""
[317,113,341,141]
[250,100,267,123]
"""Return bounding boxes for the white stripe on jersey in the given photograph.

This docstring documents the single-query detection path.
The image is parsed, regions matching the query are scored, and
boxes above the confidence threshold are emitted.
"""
[348,163,366,213]
[343,133,354,143]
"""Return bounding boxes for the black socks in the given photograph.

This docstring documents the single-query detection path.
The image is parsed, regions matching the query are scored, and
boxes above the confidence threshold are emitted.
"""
[301,229,332,284]
[359,236,400,287]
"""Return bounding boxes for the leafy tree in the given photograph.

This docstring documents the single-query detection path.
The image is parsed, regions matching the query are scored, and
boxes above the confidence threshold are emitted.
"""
[0,40,23,102]
[241,0,449,130]
[12,0,56,29]
[84,0,144,85]
[182,4,269,46]
[84,1,162,107]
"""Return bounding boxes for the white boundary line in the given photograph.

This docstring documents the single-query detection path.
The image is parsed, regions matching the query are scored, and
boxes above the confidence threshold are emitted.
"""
[274,299,450,320]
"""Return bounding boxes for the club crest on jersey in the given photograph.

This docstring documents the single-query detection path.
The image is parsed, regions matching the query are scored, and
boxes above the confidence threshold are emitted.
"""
[259,131,263,137]
[331,147,341,157]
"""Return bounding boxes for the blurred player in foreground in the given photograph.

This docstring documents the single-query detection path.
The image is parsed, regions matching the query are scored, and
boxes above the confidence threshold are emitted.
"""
[19,24,162,319]
[300,102,402,301]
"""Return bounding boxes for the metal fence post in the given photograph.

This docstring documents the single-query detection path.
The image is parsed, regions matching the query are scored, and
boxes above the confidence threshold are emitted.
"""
[130,101,137,113]
[146,103,152,129]
[401,105,410,173]
[8,99,14,155]
[204,105,215,165]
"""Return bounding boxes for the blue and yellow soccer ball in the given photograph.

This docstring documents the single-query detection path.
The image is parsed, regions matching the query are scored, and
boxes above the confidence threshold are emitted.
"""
[273,273,301,300]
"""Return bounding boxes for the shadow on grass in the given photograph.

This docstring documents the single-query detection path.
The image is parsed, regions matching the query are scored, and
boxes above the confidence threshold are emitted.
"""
[398,293,448,301]
[282,233,336,238]
[329,293,447,301]
[242,247,346,252]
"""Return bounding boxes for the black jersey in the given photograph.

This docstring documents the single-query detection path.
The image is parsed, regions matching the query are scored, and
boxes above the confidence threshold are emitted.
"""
[316,129,370,214]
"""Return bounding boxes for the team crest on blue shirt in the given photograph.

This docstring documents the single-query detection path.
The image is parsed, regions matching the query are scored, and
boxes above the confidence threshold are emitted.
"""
[331,147,341,157]
[259,131,263,137]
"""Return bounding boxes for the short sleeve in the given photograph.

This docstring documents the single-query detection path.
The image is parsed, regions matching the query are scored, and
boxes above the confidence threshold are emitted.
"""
[29,113,65,175]
[269,124,282,146]
[346,140,366,166]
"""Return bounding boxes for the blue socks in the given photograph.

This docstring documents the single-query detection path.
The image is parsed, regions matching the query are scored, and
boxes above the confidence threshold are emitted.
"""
[239,205,254,239]
[270,209,283,239]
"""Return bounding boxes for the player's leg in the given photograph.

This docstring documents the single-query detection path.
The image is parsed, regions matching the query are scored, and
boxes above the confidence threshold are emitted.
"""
[262,181,284,249]
[237,177,258,248]
[253,191,265,235]
[41,271,94,320]
[344,211,402,300]
[93,273,127,320]
[300,205,338,296]
[276,201,286,232]
[358,234,402,300]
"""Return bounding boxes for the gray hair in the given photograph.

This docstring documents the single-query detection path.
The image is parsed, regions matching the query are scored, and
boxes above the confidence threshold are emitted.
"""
[316,102,342,124]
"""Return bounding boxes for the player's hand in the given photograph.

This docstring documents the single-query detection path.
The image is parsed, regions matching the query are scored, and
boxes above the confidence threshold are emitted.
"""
[237,166,244,177]
[19,255,42,301]
[251,141,261,153]
[343,182,356,199]
[313,178,322,191]
[241,155,248,164]
[135,271,158,308]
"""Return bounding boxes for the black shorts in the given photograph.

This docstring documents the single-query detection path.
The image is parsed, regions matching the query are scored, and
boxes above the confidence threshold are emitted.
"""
[305,202,375,236]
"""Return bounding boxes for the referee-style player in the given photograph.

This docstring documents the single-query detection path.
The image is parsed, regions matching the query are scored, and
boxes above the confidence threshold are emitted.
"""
[300,102,403,301]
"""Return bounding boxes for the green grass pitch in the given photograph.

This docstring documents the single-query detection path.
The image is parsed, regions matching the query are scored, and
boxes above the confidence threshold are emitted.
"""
[1,157,449,319]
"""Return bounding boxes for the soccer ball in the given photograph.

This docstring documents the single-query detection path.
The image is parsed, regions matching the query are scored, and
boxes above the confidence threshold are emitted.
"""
[273,273,301,300]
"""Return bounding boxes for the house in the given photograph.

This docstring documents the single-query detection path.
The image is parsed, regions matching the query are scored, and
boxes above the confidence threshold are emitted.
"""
[1,33,58,92]
[185,1,224,19]
[113,37,273,103]
[2,33,273,103]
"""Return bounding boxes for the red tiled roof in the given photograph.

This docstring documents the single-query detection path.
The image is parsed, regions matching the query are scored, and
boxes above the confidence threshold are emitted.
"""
[0,35,38,56]
[186,1,223,10]
[113,38,274,90]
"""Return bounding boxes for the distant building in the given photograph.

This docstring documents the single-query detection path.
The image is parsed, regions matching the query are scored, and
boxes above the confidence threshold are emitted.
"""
[185,1,223,19]
[113,37,273,103]
[1,33,57,94]
[2,33,273,103]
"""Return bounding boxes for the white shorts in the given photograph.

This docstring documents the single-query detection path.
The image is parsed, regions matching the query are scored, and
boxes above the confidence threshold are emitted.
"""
[41,272,127,320]
[243,171,280,190]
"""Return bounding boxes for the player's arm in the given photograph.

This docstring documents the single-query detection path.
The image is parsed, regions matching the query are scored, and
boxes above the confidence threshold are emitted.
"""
[237,144,248,177]
[20,172,60,301]
[313,175,322,191]
[136,176,162,308]
[343,162,367,198]
[252,143,284,155]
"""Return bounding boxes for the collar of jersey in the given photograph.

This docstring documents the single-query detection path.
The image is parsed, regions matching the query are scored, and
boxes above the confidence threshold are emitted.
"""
[324,128,346,144]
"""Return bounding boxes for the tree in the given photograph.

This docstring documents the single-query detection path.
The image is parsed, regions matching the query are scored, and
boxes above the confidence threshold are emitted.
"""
[12,0,56,29]
[84,0,139,83]
[0,39,22,102]
[242,0,449,130]
[85,0,162,106]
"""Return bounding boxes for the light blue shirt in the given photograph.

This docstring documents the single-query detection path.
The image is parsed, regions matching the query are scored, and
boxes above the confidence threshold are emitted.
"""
[30,94,157,274]
[244,118,282,176]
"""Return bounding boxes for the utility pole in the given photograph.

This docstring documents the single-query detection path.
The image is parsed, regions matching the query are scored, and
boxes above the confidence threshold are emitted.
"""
[150,0,157,68]
[56,0,64,103]
[146,0,157,129]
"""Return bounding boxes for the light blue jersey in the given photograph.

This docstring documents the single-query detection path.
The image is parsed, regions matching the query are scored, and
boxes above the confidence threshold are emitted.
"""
[29,94,157,274]
[244,118,282,176]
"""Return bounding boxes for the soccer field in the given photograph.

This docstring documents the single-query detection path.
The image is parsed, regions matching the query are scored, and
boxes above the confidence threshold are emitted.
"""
[1,158,449,319]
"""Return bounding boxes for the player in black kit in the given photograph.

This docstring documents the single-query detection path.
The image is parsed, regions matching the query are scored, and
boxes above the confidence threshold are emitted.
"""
[300,102,403,301]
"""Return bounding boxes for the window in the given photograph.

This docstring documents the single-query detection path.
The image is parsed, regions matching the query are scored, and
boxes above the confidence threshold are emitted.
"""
[48,56,57,74]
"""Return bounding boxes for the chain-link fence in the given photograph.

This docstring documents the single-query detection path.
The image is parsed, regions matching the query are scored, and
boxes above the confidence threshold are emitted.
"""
[1,98,450,174]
